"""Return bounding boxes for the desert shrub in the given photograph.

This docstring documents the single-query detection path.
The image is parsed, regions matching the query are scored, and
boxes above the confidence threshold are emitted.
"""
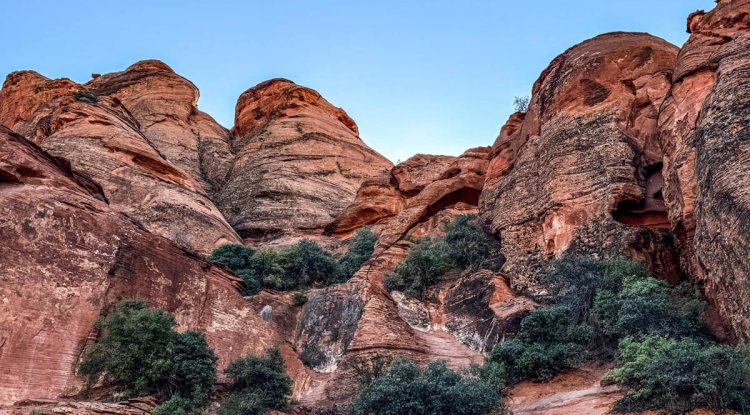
[292,291,308,306]
[607,336,750,414]
[152,395,192,415]
[593,279,707,343]
[444,215,502,272]
[384,215,500,298]
[79,299,217,411]
[383,237,454,298]
[209,244,261,295]
[210,234,377,294]
[350,358,501,415]
[222,347,292,415]
[352,354,394,386]
[539,256,708,354]
[281,239,340,287]
[73,90,98,103]
[513,95,529,113]
[335,228,378,282]
[485,306,592,383]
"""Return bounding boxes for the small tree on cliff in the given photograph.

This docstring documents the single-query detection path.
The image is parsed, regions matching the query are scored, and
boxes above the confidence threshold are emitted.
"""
[350,358,501,415]
[221,347,292,415]
[513,95,529,113]
[79,299,217,411]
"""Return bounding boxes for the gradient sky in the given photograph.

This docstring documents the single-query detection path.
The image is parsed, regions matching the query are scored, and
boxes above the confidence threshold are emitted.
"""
[3,1,714,162]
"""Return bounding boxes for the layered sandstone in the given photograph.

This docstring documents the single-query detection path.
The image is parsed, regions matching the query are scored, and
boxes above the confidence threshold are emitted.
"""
[480,32,681,290]
[0,127,306,405]
[658,0,750,340]
[86,60,236,191]
[0,65,241,254]
[213,79,393,242]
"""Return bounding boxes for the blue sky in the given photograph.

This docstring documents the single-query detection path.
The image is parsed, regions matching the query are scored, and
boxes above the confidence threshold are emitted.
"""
[3,1,714,162]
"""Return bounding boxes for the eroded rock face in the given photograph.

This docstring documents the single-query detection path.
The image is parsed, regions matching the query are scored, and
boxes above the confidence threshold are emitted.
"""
[213,79,393,242]
[658,0,750,340]
[86,60,236,192]
[480,32,680,290]
[328,148,491,248]
[0,127,302,405]
[0,65,241,255]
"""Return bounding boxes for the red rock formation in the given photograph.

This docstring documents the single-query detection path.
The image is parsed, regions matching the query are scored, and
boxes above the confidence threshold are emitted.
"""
[86,60,235,192]
[506,364,621,415]
[480,32,681,290]
[658,0,750,340]
[213,79,393,242]
[328,148,490,248]
[4,397,157,415]
[0,127,304,405]
[0,65,241,255]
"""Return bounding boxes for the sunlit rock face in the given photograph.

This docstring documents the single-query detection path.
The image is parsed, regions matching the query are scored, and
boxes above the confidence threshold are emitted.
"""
[658,0,750,341]
[0,62,242,255]
[214,79,393,243]
[0,126,306,406]
[480,32,681,292]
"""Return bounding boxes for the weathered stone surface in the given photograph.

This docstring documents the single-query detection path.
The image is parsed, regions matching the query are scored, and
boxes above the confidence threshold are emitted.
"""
[330,148,490,248]
[480,32,680,290]
[0,65,241,255]
[3,397,157,415]
[214,79,393,242]
[0,127,301,405]
[506,364,622,415]
[658,0,750,340]
[86,60,235,192]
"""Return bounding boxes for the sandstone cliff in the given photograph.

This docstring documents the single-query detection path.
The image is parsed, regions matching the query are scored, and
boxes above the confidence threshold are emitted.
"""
[0,126,311,406]
[2,1,750,413]
[658,0,750,341]
[0,64,241,255]
[480,32,681,292]
[213,79,393,243]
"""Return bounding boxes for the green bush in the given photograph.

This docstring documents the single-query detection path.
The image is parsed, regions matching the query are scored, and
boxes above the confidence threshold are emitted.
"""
[209,244,261,295]
[593,279,707,342]
[335,228,378,282]
[292,291,308,306]
[607,336,750,414]
[485,306,592,383]
[209,231,378,294]
[539,256,708,354]
[79,299,217,411]
[350,358,501,415]
[152,395,192,415]
[73,90,98,103]
[384,215,501,298]
[222,347,292,415]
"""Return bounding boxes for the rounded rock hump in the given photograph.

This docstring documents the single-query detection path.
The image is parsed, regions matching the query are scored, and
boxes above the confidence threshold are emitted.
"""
[214,78,392,243]
[233,78,359,138]
[0,61,242,254]
[480,32,680,290]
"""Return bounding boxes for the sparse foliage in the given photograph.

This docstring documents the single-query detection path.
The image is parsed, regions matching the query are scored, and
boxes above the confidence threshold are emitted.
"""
[73,90,98,103]
[78,299,217,412]
[222,347,292,415]
[350,358,502,415]
[383,215,501,298]
[513,95,529,113]
[209,230,378,295]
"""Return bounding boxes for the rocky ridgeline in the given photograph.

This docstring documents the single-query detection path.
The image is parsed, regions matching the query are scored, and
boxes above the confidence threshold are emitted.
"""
[1,1,750,413]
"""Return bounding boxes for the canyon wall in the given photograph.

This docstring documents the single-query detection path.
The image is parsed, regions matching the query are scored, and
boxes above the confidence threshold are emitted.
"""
[2,1,750,412]
[658,0,750,340]
[479,32,681,292]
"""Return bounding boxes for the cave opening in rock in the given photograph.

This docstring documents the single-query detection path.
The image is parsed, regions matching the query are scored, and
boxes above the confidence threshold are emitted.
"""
[417,187,482,226]
[613,162,670,228]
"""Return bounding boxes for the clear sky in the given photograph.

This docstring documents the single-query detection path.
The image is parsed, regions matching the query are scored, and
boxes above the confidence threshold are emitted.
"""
[3,1,714,163]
